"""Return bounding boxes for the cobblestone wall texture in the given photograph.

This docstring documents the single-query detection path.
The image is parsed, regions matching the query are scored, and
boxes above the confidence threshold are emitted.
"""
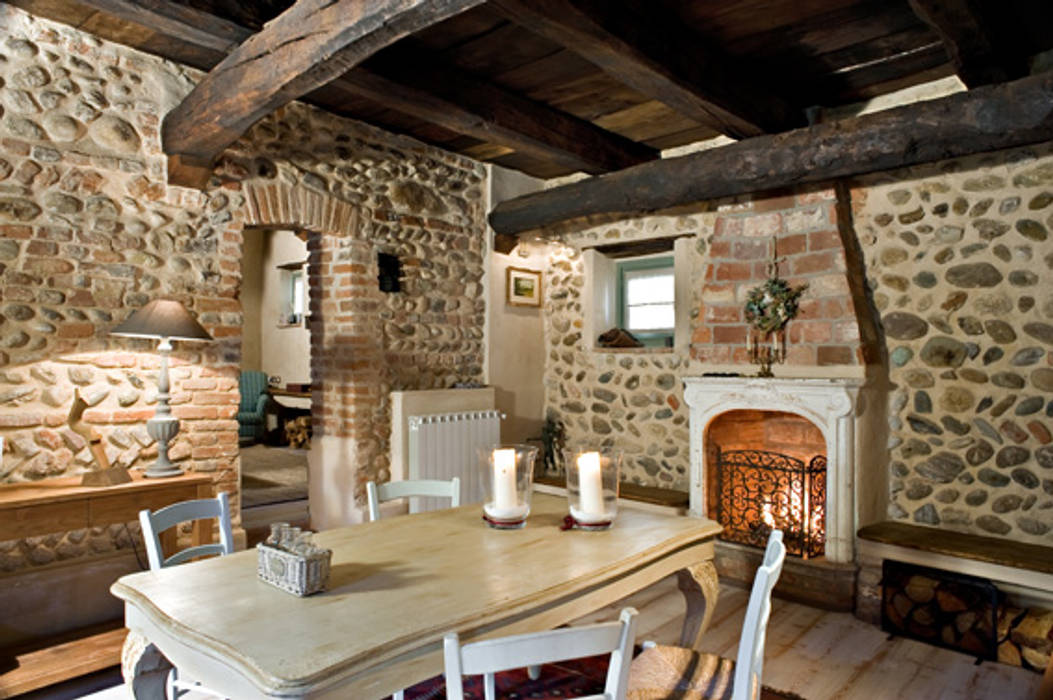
[543,216,704,489]
[542,189,864,490]
[852,144,1053,545]
[0,7,486,573]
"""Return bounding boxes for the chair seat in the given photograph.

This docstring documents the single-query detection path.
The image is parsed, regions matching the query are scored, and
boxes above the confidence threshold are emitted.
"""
[628,645,735,700]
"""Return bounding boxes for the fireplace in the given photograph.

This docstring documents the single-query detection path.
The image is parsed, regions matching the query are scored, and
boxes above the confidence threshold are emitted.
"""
[707,408,828,559]
[684,376,864,610]
[715,448,826,559]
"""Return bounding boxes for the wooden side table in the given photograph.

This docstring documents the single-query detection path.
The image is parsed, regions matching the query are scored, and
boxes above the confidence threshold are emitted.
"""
[0,471,214,547]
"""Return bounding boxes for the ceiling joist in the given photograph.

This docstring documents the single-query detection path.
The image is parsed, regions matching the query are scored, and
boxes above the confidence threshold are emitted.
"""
[907,0,1025,87]
[161,0,487,188]
[491,0,804,139]
[488,71,1053,239]
[342,48,658,174]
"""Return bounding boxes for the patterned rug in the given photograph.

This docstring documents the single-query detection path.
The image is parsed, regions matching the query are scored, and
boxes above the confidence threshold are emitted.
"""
[402,654,807,699]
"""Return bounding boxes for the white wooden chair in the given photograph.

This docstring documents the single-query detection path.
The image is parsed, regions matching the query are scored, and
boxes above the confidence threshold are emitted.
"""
[443,607,638,700]
[367,478,460,700]
[139,492,235,698]
[139,491,234,571]
[627,530,786,700]
[366,477,461,521]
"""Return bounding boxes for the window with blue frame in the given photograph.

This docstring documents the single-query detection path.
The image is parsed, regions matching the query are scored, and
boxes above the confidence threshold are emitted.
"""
[616,255,675,347]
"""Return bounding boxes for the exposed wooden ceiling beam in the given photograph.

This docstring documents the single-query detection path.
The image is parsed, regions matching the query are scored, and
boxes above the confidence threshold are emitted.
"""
[79,0,650,180]
[489,71,1053,239]
[74,0,250,52]
[339,48,657,174]
[907,0,1026,87]
[491,0,804,139]
[161,0,486,188]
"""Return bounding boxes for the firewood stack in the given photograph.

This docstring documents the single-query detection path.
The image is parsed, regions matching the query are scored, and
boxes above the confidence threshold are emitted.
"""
[285,417,311,449]
[999,605,1053,671]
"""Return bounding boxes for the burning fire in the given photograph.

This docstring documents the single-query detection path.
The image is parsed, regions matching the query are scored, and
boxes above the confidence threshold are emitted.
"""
[762,501,776,528]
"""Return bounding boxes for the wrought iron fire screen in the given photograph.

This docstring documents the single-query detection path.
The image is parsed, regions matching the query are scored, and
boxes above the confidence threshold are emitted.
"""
[715,448,826,559]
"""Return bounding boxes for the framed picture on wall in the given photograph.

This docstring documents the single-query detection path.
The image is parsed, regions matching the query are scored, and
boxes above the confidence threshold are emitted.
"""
[506,266,542,307]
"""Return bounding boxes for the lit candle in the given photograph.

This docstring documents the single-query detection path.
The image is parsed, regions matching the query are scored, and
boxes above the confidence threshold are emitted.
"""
[576,451,605,517]
[492,448,518,512]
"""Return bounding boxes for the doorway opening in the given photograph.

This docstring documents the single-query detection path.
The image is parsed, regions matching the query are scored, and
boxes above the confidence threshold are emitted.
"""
[240,227,313,529]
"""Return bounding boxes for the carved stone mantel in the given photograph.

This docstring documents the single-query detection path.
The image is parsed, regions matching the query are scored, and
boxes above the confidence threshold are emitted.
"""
[683,376,863,564]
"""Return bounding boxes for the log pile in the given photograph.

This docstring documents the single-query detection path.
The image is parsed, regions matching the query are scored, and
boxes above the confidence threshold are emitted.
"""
[285,417,311,449]
[883,568,997,659]
[882,562,1052,672]
[999,606,1053,671]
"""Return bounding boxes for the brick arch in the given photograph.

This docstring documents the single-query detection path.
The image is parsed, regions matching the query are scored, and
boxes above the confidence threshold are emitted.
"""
[239,181,359,233]
[233,179,366,444]
[232,179,379,528]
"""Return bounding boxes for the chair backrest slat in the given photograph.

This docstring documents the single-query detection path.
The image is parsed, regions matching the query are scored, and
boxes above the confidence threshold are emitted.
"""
[366,477,460,521]
[732,530,786,700]
[164,543,229,568]
[459,622,624,674]
[444,607,637,700]
[138,492,234,571]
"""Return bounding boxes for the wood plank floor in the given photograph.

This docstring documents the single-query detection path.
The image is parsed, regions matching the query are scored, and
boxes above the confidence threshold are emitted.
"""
[573,576,1042,700]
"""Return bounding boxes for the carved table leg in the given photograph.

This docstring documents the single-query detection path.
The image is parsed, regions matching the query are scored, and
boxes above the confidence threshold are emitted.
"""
[677,560,720,650]
[121,629,172,699]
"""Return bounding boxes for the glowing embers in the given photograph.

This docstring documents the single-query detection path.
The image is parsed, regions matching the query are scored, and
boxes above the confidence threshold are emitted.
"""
[715,448,826,559]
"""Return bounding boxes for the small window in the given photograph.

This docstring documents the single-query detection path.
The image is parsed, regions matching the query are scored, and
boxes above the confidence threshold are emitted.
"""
[283,268,305,325]
[617,255,674,346]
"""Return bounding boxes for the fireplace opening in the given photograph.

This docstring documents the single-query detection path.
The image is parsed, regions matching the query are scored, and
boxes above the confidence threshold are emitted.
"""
[706,410,827,559]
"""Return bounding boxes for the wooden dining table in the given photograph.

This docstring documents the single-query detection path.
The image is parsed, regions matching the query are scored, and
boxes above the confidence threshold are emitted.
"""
[112,493,722,699]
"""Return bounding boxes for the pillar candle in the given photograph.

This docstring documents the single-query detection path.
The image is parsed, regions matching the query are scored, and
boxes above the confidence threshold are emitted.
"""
[492,448,518,511]
[577,451,605,516]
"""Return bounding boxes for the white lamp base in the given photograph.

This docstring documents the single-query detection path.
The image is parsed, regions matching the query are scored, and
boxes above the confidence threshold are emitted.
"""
[146,414,182,478]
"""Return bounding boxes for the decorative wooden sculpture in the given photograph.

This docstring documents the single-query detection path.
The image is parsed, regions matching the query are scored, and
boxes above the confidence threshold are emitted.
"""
[68,389,131,487]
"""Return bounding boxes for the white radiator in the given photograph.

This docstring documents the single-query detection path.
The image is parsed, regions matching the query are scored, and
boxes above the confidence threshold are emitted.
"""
[407,410,502,512]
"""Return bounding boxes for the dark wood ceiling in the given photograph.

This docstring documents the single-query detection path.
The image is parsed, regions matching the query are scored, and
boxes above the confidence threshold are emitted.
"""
[12,0,1053,179]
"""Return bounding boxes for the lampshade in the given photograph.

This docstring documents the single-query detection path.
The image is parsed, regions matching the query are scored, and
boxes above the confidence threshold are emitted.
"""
[111,300,213,342]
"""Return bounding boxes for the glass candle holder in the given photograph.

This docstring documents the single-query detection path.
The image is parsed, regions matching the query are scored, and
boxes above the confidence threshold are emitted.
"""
[563,448,621,530]
[480,445,538,529]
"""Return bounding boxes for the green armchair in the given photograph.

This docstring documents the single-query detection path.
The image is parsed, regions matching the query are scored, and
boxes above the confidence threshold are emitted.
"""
[238,370,270,444]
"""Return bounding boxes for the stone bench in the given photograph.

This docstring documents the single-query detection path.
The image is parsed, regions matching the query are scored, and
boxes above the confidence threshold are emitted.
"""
[857,521,1053,671]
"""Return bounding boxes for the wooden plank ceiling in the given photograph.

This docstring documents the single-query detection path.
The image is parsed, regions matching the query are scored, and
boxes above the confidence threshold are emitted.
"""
[12,0,1053,180]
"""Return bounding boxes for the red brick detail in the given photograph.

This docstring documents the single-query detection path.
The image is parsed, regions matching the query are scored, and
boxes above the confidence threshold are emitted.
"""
[808,229,842,251]
[695,187,859,369]
[816,345,853,365]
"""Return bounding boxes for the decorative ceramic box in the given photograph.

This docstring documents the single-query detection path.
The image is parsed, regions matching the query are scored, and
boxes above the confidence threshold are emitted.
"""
[257,543,332,596]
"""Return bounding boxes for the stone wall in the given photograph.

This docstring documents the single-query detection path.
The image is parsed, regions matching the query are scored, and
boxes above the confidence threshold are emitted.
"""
[543,216,702,489]
[544,142,1053,548]
[0,5,486,586]
[542,188,867,490]
[851,143,1053,545]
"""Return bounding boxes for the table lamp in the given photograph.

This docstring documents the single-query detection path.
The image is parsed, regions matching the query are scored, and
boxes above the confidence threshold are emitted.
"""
[111,300,213,478]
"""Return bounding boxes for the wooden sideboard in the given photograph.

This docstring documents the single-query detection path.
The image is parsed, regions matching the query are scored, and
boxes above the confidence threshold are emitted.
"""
[0,471,213,543]
[0,472,214,697]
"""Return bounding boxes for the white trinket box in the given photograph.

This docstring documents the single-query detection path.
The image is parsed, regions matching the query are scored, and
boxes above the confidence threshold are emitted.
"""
[256,543,332,596]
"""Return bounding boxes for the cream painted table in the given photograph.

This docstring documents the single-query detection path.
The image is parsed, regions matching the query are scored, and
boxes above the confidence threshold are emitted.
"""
[112,493,721,699]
